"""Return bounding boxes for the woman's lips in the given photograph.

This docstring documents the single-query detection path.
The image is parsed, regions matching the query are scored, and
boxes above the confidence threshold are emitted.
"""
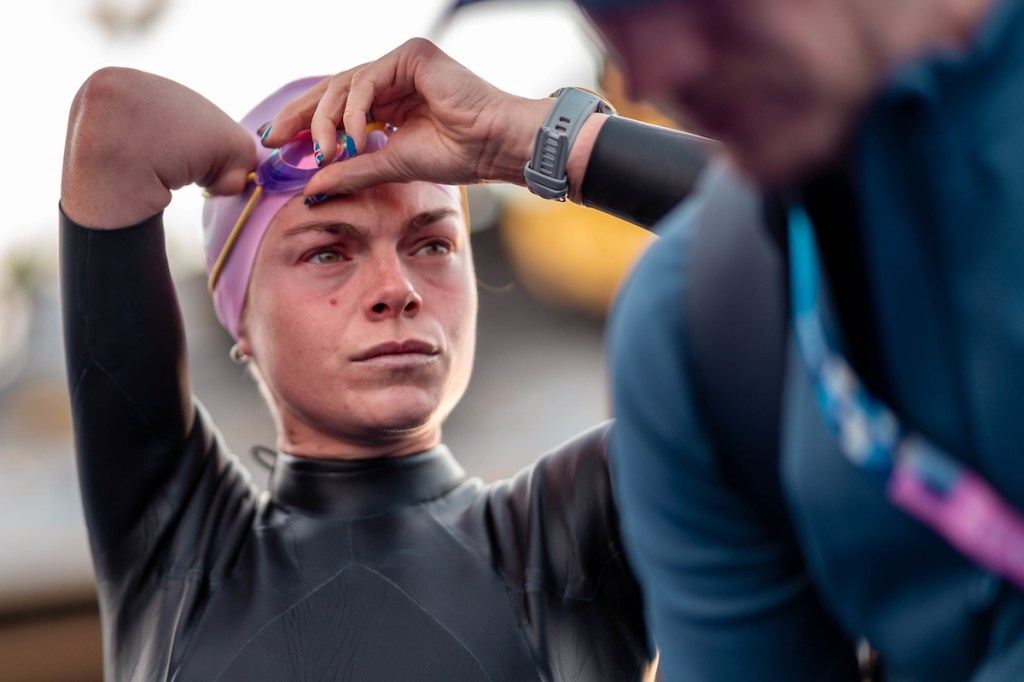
[351,340,440,365]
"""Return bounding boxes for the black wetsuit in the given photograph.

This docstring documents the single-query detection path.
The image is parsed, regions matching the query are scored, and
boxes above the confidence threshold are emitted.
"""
[59,209,651,681]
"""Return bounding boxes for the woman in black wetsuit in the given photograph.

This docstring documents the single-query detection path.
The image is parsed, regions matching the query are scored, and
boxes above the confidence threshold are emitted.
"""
[60,67,658,680]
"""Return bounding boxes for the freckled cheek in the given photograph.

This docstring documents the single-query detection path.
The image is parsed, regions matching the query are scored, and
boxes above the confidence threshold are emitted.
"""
[259,292,338,351]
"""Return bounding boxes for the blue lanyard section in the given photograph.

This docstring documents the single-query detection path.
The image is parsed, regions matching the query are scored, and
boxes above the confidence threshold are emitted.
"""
[787,203,1024,589]
[788,205,904,477]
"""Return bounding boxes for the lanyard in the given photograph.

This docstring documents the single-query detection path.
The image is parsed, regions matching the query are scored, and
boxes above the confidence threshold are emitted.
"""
[787,203,1024,589]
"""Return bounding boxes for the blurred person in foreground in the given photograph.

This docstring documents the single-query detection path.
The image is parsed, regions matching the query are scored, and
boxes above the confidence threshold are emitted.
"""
[261,0,1024,678]
[59,68,655,681]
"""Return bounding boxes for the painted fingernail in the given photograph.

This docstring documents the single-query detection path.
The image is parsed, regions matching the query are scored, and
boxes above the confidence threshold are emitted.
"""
[313,142,324,167]
[304,193,328,206]
[258,122,273,141]
[344,134,357,158]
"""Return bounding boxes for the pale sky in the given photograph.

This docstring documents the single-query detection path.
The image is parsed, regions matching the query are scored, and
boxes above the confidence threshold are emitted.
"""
[2,0,602,267]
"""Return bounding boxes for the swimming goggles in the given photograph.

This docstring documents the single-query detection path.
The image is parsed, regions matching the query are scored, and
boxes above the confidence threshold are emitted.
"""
[207,122,391,291]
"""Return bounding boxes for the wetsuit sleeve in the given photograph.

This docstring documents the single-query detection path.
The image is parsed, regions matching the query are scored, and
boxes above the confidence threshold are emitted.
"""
[60,207,252,584]
[606,179,859,681]
[580,116,715,229]
[485,422,652,680]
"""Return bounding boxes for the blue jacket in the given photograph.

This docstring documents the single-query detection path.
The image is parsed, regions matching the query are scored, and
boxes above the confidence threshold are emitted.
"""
[607,0,1024,679]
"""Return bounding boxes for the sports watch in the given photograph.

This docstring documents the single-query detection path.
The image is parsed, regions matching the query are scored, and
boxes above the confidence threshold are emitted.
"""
[524,87,616,201]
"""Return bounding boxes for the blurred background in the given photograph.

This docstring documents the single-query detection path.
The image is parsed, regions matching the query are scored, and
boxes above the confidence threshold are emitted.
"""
[0,0,670,678]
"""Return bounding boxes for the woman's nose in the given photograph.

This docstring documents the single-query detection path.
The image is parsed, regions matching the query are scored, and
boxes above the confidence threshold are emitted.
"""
[365,256,422,319]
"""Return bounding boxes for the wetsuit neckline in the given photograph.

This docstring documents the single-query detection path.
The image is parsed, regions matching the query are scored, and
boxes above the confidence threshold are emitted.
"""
[269,446,467,518]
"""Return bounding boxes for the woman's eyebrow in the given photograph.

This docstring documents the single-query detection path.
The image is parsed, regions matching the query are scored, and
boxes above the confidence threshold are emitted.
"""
[282,208,458,239]
[282,221,366,239]
[405,208,459,234]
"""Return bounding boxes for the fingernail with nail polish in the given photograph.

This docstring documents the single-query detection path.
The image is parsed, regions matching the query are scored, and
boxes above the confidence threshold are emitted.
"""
[305,193,328,206]
[345,135,357,158]
[259,122,273,141]
[313,142,324,167]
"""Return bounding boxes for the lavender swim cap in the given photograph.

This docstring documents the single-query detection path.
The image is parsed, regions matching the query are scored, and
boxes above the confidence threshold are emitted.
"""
[202,76,322,339]
[202,76,394,339]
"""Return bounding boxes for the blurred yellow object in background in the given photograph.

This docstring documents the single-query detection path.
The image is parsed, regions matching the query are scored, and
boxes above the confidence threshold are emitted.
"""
[500,196,655,318]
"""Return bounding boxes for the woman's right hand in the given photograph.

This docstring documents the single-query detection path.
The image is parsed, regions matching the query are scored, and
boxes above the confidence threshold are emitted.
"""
[61,67,257,229]
[262,38,554,199]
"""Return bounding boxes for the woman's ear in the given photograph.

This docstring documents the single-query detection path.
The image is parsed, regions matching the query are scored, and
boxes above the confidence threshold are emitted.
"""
[235,310,255,359]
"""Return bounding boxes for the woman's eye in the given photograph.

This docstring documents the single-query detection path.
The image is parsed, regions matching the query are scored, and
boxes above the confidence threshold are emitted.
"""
[308,249,343,265]
[416,241,451,257]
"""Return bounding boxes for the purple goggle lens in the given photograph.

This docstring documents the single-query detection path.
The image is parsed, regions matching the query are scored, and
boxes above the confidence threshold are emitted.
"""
[256,123,392,193]
[257,130,344,193]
